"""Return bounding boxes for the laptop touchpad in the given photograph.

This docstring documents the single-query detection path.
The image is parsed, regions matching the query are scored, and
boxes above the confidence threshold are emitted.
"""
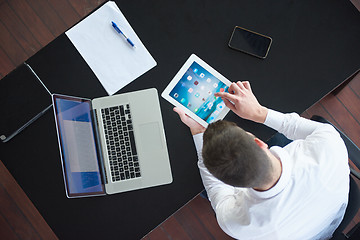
[138,122,164,152]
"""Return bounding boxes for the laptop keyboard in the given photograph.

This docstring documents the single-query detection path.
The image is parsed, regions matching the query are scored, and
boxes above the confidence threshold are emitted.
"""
[101,104,141,182]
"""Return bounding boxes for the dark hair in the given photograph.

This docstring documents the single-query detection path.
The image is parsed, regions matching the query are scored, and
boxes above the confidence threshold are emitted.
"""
[202,120,272,188]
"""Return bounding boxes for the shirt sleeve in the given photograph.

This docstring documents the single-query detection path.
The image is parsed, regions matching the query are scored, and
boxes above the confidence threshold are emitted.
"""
[193,133,236,211]
[263,109,340,141]
[263,109,348,174]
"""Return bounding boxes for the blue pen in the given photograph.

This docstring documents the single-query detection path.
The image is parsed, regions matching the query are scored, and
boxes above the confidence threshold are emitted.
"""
[111,21,135,47]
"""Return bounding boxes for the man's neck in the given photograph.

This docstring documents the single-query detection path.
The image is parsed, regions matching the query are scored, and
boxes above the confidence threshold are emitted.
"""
[253,154,282,192]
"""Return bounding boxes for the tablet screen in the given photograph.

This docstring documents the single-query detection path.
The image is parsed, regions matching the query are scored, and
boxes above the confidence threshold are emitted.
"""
[169,61,229,124]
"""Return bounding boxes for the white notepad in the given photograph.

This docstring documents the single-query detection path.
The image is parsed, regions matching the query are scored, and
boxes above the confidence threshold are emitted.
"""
[66,1,157,95]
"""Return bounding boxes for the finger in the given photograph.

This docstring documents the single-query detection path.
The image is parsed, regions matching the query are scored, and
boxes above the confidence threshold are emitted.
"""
[222,98,236,111]
[229,82,241,94]
[174,107,196,125]
[173,107,183,115]
[236,81,246,90]
[242,81,252,91]
[173,107,186,121]
[215,92,238,102]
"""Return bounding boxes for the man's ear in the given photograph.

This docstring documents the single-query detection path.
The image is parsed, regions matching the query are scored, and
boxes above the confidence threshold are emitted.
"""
[254,138,268,149]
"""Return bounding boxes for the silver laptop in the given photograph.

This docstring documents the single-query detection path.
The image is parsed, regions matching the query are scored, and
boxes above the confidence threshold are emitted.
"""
[52,88,172,198]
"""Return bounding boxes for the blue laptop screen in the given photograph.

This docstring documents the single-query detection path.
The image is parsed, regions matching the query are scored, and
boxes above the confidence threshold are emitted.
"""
[53,95,105,198]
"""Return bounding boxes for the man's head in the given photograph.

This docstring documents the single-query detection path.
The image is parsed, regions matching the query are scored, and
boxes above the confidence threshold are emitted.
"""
[202,120,273,188]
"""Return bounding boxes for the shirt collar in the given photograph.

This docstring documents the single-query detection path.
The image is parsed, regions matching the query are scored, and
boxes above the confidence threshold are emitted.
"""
[248,146,292,199]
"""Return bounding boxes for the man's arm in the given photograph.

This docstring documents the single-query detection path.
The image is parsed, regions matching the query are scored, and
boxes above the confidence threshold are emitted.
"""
[215,81,337,141]
[193,133,236,207]
[263,109,344,143]
[172,107,235,210]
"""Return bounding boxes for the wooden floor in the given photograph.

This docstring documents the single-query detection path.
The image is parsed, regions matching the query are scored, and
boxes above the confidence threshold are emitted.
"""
[0,1,359,239]
[0,0,106,79]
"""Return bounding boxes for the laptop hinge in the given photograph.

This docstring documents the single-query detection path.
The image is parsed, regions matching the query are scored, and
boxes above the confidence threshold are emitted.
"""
[91,109,109,184]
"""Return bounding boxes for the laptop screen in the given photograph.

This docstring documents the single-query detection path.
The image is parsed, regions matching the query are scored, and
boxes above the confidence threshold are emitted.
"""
[53,94,105,198]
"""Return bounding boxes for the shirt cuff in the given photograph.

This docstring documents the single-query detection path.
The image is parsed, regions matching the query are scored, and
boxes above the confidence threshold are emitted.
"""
[263,109,285,131]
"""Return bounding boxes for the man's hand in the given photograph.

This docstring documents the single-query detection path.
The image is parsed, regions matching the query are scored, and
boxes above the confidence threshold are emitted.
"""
[173,107,206,135]
[215,81,268,123]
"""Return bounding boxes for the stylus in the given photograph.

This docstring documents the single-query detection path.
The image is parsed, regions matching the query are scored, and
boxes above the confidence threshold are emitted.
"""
[111,21,135,47]
[0,104,53,143]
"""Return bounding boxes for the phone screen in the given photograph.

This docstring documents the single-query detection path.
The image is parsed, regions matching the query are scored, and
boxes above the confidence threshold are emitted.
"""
[228,26,272,58]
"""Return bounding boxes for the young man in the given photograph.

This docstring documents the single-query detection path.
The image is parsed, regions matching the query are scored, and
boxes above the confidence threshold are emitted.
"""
[173,81,349,239]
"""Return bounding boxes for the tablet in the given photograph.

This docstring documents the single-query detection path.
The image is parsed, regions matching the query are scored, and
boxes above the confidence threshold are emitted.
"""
[162,54,232,127]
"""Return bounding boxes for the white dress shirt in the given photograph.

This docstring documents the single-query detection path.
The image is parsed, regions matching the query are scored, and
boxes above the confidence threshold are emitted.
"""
[193,110,349,239]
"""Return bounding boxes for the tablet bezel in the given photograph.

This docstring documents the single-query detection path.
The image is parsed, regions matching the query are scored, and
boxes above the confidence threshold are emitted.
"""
[161,54,232,127]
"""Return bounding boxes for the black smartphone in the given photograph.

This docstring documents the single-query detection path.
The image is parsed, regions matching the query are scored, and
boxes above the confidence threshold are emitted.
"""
[228,26,272,59]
